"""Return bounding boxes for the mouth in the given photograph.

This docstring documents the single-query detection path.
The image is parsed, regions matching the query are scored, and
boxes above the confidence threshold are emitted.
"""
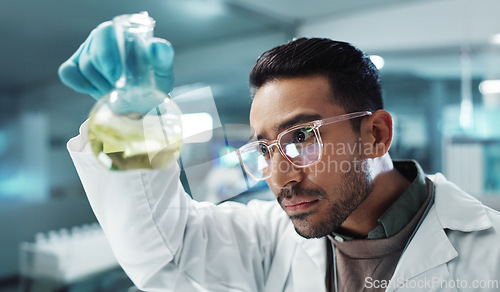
[282,197,320,215]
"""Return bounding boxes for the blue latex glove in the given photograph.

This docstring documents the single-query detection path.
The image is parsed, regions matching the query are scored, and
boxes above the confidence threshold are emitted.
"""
[58,21,175,99]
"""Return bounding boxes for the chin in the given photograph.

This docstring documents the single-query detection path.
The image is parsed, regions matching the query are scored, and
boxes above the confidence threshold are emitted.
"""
[293,225,330,239]
[291,216,333,239]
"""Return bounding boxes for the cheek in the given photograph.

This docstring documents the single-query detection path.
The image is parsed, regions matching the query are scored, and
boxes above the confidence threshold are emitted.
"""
[320,126,362,160]
[304,154,348,181]
[322,139,362,160]
[302,164,337,193]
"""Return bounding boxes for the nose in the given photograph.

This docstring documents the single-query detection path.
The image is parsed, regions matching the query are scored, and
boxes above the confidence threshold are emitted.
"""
[267,146,304,189]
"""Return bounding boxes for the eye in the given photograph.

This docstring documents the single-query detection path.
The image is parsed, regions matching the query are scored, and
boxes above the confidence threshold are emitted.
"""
[257,143,270,156]
[292,127,314,143]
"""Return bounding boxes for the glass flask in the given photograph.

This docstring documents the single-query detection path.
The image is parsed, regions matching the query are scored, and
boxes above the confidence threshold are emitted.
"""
[88,12,183,170]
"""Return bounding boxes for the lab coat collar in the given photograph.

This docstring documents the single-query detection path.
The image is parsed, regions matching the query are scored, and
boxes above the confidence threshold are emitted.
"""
[289,228,328,291]
[387,201,458,291]
[387,173,492,290]
[264,225,327,292]
[296,234,326,272]
[429,173,492,232]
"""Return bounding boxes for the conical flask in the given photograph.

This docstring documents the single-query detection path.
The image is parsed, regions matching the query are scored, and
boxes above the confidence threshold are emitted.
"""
[88,12,183,170]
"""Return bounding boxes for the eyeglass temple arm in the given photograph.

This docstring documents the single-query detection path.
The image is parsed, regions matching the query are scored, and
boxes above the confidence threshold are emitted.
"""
[318,111,372,127]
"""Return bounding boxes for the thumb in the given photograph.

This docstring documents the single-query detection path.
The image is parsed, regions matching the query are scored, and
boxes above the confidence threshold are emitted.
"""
[149,38,175,94]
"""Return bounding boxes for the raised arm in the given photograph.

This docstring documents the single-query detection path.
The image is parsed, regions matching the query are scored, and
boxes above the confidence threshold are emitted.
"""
[61,18,288,291]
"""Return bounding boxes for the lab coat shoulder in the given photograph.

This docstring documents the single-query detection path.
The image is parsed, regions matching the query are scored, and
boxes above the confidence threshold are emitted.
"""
[388,173,500,291]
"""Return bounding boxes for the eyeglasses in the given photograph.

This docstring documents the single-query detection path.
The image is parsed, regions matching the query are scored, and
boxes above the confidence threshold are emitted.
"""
[236,111,372,181]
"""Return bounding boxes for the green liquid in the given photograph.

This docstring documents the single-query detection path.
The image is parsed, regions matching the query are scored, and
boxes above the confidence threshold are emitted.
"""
[88,112,182,170]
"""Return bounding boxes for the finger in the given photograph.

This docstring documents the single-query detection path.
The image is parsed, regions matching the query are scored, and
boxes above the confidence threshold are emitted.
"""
[58,60,101,98]
[78,44,115,97]
[58,21,118,99]
[149,38,175,94]
[88,22,122,85]
[58,32,100,96]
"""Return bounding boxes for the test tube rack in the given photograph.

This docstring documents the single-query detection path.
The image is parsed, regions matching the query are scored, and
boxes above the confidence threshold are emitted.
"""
[19,222,119,283]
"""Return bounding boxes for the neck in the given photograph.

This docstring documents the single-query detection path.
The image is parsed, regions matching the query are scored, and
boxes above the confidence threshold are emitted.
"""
[338,155,411,238]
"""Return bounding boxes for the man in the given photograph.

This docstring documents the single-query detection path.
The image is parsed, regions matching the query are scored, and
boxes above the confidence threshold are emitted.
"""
[60,21,500,291]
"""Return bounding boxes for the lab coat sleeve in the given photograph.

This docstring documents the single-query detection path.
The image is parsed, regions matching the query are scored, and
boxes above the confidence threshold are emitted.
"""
[67,121,286,291]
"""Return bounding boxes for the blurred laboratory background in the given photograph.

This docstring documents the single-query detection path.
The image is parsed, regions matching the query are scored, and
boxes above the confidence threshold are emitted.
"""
[2,0,500,291]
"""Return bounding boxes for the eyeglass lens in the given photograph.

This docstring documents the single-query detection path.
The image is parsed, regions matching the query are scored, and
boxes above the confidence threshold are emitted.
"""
[239,126,321,180]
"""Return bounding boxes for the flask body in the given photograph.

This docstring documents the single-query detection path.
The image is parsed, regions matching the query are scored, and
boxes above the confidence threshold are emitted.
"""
[88,88,182,170]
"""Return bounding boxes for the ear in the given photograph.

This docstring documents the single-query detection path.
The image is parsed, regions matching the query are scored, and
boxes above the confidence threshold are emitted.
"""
[360,110,393,158]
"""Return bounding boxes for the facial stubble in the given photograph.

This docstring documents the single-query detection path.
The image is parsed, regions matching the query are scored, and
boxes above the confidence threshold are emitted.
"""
[279,160,373,238]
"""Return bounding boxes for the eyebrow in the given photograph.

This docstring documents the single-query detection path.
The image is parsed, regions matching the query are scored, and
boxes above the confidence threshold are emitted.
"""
[251,113,323,141]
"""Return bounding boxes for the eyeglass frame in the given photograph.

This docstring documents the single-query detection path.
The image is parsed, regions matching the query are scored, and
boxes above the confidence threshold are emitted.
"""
[236,111,373,181]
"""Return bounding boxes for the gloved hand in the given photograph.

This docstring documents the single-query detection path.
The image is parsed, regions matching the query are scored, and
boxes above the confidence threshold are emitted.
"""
[58,21,175,100]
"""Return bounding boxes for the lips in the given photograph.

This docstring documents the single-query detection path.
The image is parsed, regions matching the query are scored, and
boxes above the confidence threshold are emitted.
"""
[282,196,320,214]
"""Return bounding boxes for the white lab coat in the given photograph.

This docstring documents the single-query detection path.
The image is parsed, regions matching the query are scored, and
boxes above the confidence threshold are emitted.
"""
[68,122,500,292]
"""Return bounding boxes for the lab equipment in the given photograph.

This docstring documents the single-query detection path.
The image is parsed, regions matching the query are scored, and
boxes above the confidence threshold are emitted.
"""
[88,12,183,170]
[444,137,500,196]
[19,223,118,283]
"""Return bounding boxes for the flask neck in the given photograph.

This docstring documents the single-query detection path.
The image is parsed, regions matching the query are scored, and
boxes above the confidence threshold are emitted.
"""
[113,13,156,90]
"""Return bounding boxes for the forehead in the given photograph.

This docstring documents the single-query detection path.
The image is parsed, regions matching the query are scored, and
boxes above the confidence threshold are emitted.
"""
[249,75,344,139]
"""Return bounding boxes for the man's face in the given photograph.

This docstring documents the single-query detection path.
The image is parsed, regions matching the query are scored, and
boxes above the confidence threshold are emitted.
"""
[249,75,373,238]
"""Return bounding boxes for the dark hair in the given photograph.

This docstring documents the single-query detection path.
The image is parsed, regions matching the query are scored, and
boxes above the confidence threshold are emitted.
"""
[249,37,383,130]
